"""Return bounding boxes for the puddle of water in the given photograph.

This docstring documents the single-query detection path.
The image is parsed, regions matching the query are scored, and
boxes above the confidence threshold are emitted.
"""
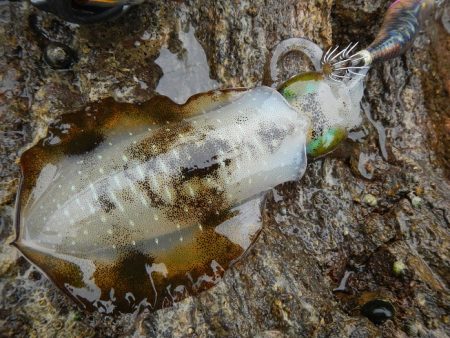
[348,129,367,142]
[333,270,353,293]
[155,24,219,104]
[362,100,388,161]
[441,5,450,33]
[357,151,376,180]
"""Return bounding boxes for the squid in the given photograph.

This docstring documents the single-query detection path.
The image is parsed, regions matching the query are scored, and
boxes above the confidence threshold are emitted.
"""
[13,0,437,314]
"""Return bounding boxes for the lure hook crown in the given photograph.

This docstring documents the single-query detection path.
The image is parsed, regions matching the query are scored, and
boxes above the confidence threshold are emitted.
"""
[321,42,370,82]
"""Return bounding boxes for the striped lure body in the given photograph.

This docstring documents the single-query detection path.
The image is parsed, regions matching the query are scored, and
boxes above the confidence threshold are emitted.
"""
[366,0,437,63]
[320,1,441,86]
[13,87,309,314]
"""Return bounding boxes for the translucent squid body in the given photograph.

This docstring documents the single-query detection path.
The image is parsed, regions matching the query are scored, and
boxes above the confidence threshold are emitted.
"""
[14,0,431,315]
[13,37,365,314]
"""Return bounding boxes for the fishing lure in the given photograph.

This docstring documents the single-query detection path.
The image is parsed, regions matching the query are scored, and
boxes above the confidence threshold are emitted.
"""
[13,0,431,315]
[323,0,443,80]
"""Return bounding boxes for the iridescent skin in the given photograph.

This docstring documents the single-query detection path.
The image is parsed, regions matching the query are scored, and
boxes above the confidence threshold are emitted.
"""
[305,128,348,158]
[364,0,437,64]
[278,72,361,158]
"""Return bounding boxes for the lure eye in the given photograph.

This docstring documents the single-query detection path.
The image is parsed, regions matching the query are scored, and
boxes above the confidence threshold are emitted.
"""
[30,0,129,24]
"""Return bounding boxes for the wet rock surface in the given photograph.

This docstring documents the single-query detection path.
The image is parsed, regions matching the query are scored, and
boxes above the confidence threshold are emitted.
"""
[0,0,449,337]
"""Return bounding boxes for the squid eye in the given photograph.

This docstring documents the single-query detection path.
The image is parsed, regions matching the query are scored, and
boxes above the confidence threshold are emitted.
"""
[30,0,131,24]
[307,127,347,158]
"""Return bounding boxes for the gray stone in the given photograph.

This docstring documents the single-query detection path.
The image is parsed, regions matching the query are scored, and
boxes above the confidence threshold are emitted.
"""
[0,0,449,337]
